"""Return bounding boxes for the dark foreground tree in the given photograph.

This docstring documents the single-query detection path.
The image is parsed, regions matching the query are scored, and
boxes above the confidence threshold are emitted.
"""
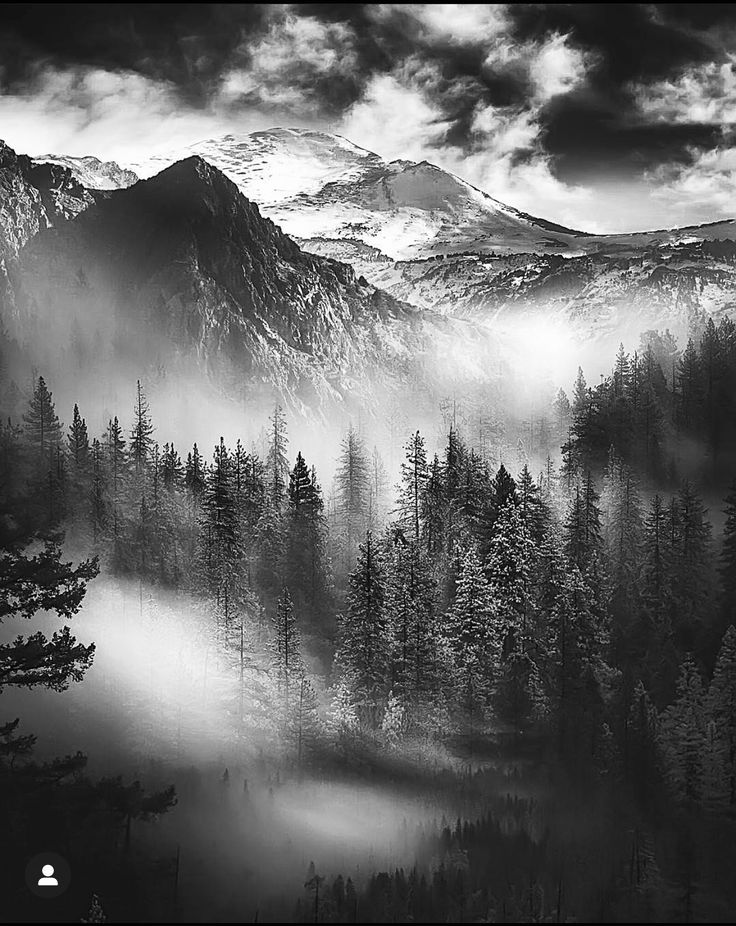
[0,541,99,691]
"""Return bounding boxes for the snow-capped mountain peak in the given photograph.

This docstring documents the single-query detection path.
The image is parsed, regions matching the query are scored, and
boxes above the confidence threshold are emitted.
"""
[34,154,138,190]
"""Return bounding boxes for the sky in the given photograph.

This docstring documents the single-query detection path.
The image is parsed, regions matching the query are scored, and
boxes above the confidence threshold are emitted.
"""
[2,2,736,232]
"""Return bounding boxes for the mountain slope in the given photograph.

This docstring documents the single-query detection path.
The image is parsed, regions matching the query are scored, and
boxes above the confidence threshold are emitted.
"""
[0,141,93,263]
[126,128,586,260]
[35,154,138,191]
[11,155,492,413]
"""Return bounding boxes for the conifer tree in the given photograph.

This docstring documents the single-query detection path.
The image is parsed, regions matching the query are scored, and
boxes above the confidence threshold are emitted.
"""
[659,656,706,804]
[200,438,242,602]
[67,404,90,470]
[272,586,303,714]
[286,453,328,625]
[516,464,548,542]
[129,380,154,474]
[334,426,370,573]
[90,438,106,546]
[720,482,736,627]
[185,443,206,497]
[384,536,439,720]
[422,453,446,556]
[707,626,736,805]
[266,404,290,511]
[23,375,62,456]
[563,471,602,571]
[161,442,183,490]
[445,546,499,722]
[367,446,390,533]
[335,531,387,727]
[398,431,428,544]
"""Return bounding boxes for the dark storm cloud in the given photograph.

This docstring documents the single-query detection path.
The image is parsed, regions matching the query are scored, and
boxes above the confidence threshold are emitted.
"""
[0,3,270,101]
[1,3,734,188]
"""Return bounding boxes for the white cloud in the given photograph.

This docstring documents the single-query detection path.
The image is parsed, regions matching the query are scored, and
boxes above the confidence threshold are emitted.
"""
[529,33,589,103]
[384,3,509,43]
[219,11,358,113]
[634,57,736,125]
[0,66,238,161]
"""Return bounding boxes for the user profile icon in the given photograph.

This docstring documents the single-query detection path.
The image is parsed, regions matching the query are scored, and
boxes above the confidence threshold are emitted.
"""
[25,852,71,898]
[38,864,59,887]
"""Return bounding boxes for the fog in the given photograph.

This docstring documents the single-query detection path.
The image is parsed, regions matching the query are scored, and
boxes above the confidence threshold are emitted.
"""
[0,577,498,920]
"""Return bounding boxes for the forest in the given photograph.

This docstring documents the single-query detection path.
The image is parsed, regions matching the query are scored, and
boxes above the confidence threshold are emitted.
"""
[2,317,736,922]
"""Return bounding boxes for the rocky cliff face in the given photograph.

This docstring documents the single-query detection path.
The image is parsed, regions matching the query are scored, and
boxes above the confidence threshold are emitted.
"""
[0,141,93,262]
[34,154,138,191]
[11,154,493,413]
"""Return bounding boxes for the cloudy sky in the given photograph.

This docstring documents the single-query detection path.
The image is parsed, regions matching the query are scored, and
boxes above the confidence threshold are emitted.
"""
[2,2,736,232]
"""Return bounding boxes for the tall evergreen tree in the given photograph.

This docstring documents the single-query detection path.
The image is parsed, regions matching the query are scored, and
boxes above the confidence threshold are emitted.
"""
[286,453,329,626]
[67,404,90,470]
[335,531,387,727]
[334,426,370,574]
[398,431,428,544]
[129,380,154,474]
[266,405,290,511]
[563,471,602,571]
[272,586,303,715]
[22,376,62,456]
[707,626,736,806]
[659,656,706,804]
[445,546,499,723]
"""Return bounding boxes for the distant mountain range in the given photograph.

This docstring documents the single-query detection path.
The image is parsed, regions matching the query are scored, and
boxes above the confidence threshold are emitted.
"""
[2,127,735,414]
[1,143,498,415]
[35,128,736,346]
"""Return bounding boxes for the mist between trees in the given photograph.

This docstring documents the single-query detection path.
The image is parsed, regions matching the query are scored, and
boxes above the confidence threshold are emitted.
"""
[3,319,736,921]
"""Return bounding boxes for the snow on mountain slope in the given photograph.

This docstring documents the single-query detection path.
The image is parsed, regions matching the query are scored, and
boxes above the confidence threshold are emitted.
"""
[11,154,501,415]
[346,243,736,348]
[123,127,585,260]
[34,155,138,190]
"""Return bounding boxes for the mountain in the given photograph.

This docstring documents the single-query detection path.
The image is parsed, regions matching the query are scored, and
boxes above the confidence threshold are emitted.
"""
[115,129,736,345]
[34,154,138,191]
[8,152,496,414]
[0,141,93,263]
[345,242,736,344]
[127,128,587,260]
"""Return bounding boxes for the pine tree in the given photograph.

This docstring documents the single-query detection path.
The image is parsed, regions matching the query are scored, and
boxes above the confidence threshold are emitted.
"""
[671,481,712,651]
[445,546,499,723]
[676,339,702,430]
[272,586,303,715]
[90,438,106,546]
[185,443,206,497]
[367,446,390,533]
[200,438,242,602]
[334,426,370,573]
[422,454,446,556]
[22,377,65,530]
[516,464,548,543]
[486,500,540,729]
[293,674,320,765]
[384,536,439,721]
[22,375,62,456]
[659,656,706,804]
[67,404,89,470]
[266,404,290,511]
[626,680,660,802]
[563,471,602,571]
[708,625,736,805]
[720,482,736,627]
[335,531,387,727]
[161,442,183,490]
[286,453,329,625]
[398,431,428,544]
[129,380,154,474]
